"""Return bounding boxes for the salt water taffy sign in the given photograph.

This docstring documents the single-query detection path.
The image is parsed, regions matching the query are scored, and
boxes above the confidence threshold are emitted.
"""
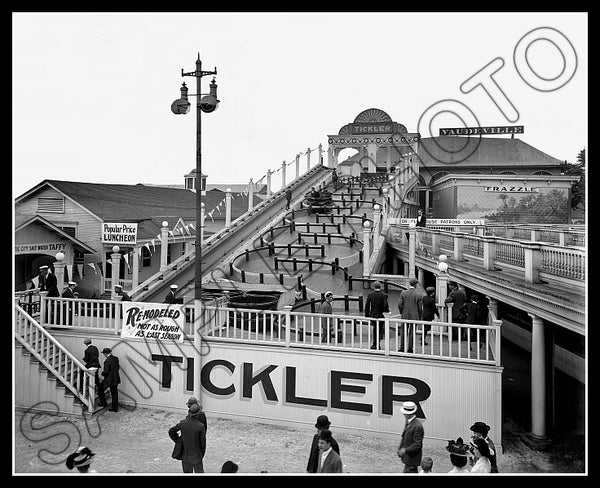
[121,302,185,342]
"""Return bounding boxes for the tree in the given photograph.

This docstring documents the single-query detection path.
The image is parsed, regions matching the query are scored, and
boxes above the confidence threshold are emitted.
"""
[562,149,585,210]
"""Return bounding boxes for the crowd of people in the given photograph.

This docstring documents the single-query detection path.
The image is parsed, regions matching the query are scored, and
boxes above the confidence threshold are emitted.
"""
[63,402,498,474]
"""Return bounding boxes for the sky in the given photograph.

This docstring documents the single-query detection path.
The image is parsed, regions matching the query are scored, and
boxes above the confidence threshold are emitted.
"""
[12,12,588,198]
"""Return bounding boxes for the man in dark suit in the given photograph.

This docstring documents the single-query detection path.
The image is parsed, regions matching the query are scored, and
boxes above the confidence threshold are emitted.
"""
[445,281,468,340]
[168,404,207,473]
[186,396,208,432]
[61,281,77,325]
[416,208,427,227]
[307,415,340,473]
[39,265,60,297]
[81,338,100,395]
[397,401,424,473]
[98,347,121,412]
[398,278,424,353]
[164,284,180,304]
[365,281,390,350]
[316,429,343,473]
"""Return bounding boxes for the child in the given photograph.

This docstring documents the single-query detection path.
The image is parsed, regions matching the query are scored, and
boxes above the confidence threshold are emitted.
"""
[420,456,433,473]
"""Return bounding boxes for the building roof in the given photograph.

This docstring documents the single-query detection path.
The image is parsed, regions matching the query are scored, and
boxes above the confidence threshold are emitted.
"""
[205,183,267,194]
[417,137,563,168]
[15,215,97,253]
[16,180,200,241]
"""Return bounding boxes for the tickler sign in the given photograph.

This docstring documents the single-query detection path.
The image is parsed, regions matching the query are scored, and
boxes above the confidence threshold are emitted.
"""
[148,356,432,417]
[121,302,185,342]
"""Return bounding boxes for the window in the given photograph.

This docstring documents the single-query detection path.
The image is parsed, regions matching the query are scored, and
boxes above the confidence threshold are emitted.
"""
[59,226,77,238]
[74,250,85,265]
[37,197,65,213]
[142,246,152,267]
[185,177,195,190]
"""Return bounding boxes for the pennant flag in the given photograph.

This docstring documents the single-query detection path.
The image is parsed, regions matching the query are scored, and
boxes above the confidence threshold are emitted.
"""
[66,264,73,281]
[77,264,84,279]
[208,212,215,222]
[151,239,156,252]
[216,207,222,215]
[105,260,112,267]
[144,242,152,255]
[123,253,130,271]
[31,276,39,288]
[98,263,104,276]
[188,223,195,231]
[87,262,97,274]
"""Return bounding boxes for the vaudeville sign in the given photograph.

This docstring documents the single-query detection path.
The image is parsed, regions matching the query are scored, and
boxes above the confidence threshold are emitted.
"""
[121,302,186,343]
[101,222,138,244]
[439,125,524,136]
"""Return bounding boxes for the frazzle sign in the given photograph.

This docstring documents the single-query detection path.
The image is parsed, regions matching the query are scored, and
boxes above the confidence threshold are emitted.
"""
[121,302,185,343]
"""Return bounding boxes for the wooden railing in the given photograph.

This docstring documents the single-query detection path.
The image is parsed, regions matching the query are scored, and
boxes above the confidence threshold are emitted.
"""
[388,225,585,285]
[14,302,96,412]
[32,293,500,366]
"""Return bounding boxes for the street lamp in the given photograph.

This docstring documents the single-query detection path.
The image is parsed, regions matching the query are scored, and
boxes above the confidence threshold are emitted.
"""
[172,54,219,401]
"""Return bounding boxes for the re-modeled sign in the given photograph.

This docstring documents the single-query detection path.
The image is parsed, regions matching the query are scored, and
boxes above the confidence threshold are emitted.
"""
[439,125,524,136]
[484,186,539,193]
[400,218,485,225]
[15,242,67,254]
[121,302,185,343]
[101,222,138,244]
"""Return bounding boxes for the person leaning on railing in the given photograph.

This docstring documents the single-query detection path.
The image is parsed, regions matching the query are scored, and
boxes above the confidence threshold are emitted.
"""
[318,291,338,343]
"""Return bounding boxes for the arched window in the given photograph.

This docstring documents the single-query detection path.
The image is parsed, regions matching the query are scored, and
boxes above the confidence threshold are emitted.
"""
[468,171,483,174]
[532,171,552,176]
[498,171,517,175]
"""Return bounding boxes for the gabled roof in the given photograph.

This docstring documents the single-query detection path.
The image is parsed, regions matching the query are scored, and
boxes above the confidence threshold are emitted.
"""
[15,215,96,253]
[17,180,198,222]
[417,137,563,168]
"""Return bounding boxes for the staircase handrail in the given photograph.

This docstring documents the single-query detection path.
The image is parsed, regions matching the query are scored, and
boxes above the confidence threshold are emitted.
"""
[14,303,96,412]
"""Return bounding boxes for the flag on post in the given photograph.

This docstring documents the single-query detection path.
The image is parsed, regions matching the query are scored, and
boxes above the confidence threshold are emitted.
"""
[87,262,97,274]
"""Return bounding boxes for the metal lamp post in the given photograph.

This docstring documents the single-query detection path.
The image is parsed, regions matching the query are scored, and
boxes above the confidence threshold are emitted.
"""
[172,54,219,400]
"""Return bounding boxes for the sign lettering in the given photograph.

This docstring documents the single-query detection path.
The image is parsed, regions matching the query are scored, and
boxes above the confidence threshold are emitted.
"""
[484,186,539,193]
[15,242,67,254]
[400,218,485,225]
[439,125,524,136]
[101,222,138,244]
[121,302,185,342]
[149,357,432,418]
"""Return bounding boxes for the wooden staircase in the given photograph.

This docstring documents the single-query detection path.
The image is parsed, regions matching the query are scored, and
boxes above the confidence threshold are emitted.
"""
[14,303,105,416]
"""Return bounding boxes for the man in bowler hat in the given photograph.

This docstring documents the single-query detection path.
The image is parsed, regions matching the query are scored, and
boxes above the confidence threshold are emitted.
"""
[186,396,208,432]
[317,429,343,473]
[307,415,340,473]
[397,401,424,473]
[98,347,121,411]
[470,421,498,472]
[169,403,207,473]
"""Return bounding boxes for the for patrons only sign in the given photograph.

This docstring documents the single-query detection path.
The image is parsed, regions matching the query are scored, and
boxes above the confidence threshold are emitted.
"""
[101,222,138,244]
[121,302,185,343]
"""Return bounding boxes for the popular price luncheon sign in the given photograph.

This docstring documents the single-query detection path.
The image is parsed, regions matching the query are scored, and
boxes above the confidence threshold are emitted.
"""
[101,222,138,244]
[121,302,186,343]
